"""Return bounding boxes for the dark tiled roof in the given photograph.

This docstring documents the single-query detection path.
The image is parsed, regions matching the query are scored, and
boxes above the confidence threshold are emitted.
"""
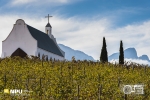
[46,23,52,27]
[27,25,64,57]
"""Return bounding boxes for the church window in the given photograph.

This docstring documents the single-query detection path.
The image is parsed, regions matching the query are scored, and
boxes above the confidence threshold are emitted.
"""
[42,54,45,60]
[46,55,48,61]
[47,30,49,34]
[50,57,52,61]
[38,53,40,58]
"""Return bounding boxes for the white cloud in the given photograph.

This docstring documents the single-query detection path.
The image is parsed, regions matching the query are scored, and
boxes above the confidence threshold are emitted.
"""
[10,0,81,6]
[0,14,150,61]
[11,0,36,5]
[110,59,150,66]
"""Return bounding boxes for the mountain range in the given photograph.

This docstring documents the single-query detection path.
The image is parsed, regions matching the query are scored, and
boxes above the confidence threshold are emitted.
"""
[58,44,95,61]
[59,44,150,62]
[109,48,150,61]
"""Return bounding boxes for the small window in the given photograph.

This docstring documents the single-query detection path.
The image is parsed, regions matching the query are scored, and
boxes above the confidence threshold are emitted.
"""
[38,53,40,58]
[46,56,48,61]
[47,30,49,34]
[50,57,52,61]
[42,54,44,58]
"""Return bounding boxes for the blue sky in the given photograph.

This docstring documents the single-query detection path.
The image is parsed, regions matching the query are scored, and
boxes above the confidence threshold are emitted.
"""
[1,0,150,63]
[2,0,150,25]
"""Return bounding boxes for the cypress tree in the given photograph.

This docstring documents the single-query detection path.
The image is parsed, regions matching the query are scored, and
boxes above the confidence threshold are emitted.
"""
[119,40,124,64]
[100,37,108,63]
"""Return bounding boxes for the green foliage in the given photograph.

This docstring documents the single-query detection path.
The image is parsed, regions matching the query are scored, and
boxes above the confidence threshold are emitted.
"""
[0,57,149,99]
[100,37,108,63]
[119,40,124,64]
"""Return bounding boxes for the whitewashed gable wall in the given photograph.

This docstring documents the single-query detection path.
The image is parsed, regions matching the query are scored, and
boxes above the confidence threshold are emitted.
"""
[1,19,37,58]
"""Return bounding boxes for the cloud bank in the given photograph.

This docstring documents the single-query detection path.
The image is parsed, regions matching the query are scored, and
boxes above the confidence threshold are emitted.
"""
[110,59,150,66]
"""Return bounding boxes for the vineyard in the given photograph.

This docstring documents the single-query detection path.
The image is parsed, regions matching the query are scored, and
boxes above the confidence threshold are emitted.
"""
[0,56,150,100]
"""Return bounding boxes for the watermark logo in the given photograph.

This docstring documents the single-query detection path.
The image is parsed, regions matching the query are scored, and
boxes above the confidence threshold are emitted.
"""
[4,89,10,94]
[3,89,33,96]
[122,84,144,94]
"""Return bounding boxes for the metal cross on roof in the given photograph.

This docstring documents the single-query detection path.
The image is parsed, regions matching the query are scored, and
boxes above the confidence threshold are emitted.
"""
[45,14,52,23]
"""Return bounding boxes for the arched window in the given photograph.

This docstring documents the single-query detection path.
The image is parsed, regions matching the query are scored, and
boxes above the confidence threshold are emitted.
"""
[42,54,45,60]
[50,57,52,61]
[47,30,49,34]
[46,55,48,61]
[38,53,40,58]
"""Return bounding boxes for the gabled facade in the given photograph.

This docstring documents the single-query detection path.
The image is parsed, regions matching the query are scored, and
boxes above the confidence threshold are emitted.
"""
[1,19,65,60]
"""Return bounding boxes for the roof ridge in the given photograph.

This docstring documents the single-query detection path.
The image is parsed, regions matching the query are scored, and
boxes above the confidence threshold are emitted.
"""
[27,24,47,35]
[46,23,52,27]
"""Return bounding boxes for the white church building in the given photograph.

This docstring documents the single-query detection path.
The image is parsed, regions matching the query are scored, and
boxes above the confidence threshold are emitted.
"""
[1,17,65,60]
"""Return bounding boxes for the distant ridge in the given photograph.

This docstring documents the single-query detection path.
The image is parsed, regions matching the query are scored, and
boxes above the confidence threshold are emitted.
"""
[139,55,149,61]
[58,44,95,61]
[109,48,150,61]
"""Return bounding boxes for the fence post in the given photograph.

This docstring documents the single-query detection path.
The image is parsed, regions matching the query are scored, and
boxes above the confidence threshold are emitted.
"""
[118,77,121,87]
[39,78,45,99]
[26,78,29,91]
[132,65,134,72]
[83,66,85,77]
[4,74,7,88]
[77,85,80,100]
[49,79,51,96]
[124,94,127,100]
[60,65,63,77]
[144,66,146,73]
[40,78,41,88]
[98,84,102,100]
[98,74,100,83]
[40,78,42,99]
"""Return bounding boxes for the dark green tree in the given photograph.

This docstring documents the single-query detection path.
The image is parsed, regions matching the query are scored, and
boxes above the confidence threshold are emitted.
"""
[100,37,108,63]
[119,40,124,64]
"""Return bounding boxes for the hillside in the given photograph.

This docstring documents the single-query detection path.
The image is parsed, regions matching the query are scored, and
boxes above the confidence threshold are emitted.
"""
[0,57,149,99]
